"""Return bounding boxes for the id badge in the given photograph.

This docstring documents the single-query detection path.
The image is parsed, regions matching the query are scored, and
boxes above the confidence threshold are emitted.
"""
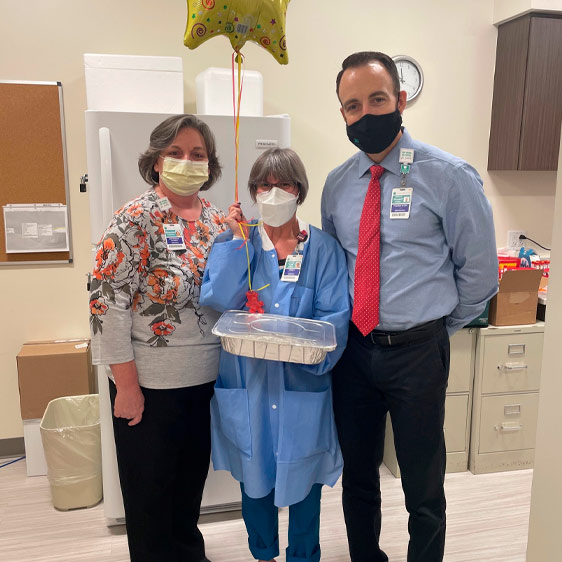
[163,224,186,251]
[281,253,303,282]
[390,187,413,219]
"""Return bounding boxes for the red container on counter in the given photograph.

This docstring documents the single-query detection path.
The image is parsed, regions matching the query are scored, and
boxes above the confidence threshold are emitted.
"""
[498,256,521,280]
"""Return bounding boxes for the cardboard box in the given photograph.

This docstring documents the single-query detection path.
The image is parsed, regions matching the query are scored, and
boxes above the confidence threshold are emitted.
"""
[488,269,543,326]
[16,339,95,420]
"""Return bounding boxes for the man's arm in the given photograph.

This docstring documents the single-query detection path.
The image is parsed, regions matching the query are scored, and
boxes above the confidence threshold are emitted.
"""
[442,163,499,335]
[321,179,337,237]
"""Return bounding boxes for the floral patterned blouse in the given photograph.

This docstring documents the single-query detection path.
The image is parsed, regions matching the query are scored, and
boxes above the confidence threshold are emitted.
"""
[89,189,227,389]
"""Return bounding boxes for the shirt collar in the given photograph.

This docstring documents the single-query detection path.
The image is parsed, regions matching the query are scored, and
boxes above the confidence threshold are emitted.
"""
[355,127,414,179]
[259,217,310,251]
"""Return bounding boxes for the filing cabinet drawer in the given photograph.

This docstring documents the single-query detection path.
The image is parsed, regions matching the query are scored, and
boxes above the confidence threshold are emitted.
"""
[481,333,543,394]
[444,394,469,452]
[448,329,475,393]
[478,393,539,453]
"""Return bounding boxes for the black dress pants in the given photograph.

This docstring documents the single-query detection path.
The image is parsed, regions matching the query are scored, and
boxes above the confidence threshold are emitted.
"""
[332,319,450,562]
[109,379,214,562]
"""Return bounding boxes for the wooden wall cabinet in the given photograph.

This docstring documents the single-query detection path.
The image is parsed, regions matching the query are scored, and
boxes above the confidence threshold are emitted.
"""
[488,14,562,171]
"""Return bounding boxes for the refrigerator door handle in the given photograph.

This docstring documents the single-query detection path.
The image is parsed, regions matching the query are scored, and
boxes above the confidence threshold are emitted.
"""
[99,127,114,228]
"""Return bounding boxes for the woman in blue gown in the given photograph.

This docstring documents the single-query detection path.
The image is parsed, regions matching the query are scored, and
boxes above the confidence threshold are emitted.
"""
[200,148,350,562]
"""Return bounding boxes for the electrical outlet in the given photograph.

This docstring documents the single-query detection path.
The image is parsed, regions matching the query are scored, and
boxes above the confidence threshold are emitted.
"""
[507,230,526,249]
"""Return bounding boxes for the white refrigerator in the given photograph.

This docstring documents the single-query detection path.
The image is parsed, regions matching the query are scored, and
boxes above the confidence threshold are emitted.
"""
[85,110,291,525]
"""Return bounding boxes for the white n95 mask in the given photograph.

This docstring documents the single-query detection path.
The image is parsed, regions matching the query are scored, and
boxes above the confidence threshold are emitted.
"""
[160,157,209,196]
[256,187,298,227]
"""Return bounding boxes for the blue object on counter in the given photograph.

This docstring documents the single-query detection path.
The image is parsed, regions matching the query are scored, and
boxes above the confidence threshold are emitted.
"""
[518,247,536,268]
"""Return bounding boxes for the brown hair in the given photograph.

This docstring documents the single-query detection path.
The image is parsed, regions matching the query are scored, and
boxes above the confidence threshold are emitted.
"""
[138,114,221,190]
[336,51,400,100]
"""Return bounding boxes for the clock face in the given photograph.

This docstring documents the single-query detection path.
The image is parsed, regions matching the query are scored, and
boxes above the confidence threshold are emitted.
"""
[393,56,423,101]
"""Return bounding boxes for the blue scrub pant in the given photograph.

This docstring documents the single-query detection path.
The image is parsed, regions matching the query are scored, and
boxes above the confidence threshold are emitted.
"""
[241,483,322,562]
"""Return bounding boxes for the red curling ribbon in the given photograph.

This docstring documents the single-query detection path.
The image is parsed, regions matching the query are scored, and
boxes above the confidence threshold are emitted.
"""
[245,290,264,313]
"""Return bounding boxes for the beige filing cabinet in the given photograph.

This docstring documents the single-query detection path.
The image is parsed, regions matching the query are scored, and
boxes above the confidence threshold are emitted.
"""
[383,328,476,477]
[469,323,544,474]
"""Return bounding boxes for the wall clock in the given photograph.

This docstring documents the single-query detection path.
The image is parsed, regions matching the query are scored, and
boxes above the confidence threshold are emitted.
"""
[392,55,424,101]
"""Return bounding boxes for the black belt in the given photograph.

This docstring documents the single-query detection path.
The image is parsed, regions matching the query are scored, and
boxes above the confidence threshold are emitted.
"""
[350,317,445,347]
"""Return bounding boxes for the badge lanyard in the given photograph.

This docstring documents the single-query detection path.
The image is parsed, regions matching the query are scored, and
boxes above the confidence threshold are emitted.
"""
[390,149,414,220]
[281,230,308,283]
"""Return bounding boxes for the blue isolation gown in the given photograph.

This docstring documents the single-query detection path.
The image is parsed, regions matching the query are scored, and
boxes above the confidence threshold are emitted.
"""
[200,221,350,507]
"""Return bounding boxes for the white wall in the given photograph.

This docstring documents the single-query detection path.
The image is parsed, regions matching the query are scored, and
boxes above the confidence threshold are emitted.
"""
[494,0,562,24]
[526,131,562,561]
[0,0,557,439]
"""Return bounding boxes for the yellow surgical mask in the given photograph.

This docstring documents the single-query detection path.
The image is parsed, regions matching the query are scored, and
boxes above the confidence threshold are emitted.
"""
[160,157,209,196]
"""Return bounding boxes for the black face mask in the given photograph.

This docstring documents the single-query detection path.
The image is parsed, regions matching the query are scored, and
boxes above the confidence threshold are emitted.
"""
[346,109,402,154]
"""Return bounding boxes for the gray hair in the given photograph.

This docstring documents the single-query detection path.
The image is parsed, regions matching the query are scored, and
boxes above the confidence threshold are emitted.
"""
[248,148,309,205]
[138,114,221,190]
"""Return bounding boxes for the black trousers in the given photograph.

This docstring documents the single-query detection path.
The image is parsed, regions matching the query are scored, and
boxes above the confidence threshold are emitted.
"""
[109,379,214,562]
[332,319,450,562]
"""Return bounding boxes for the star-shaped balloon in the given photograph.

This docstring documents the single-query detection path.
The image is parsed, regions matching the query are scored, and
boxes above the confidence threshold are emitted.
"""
[184,0,291,65]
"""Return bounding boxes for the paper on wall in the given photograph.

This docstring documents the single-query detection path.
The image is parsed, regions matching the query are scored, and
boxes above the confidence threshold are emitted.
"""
[3,204,69,253]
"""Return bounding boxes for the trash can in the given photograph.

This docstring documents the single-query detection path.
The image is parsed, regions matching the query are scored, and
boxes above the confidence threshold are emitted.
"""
[40,394,102,510]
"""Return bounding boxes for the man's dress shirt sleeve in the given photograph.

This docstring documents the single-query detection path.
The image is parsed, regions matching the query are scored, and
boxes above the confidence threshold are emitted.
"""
[442,163,498,334]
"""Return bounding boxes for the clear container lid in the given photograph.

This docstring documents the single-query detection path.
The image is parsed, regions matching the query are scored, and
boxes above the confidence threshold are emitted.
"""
[212,311,337,350]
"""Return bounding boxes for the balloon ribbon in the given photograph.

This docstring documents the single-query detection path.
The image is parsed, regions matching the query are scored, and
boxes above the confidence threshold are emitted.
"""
[237,222,269,313]
[232,51,245,203]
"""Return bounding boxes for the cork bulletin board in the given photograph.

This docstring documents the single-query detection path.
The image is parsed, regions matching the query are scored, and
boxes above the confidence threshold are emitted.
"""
[0,81,72,264]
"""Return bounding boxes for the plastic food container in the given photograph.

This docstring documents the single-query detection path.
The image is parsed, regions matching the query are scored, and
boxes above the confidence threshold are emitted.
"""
[212,311,337,365]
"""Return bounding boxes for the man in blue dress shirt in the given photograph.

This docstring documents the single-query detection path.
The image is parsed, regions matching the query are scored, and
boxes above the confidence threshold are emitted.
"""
[321,51,498,562]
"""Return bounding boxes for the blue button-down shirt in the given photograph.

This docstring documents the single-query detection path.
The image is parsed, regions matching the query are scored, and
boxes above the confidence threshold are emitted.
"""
[321,128,498,335]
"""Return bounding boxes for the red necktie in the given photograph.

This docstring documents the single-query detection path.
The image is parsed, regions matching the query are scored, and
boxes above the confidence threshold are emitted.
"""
[352,164,384,336]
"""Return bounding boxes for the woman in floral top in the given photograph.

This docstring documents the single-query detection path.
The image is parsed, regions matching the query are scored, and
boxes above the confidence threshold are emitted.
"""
[89,114,226,562]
